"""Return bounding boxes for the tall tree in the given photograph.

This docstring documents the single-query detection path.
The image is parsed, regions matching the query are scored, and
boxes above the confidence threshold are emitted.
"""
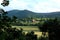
[38,18,60,40]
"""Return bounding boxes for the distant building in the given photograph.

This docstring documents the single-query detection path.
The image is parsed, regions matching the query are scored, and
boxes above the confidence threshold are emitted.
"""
[32,19,36,22]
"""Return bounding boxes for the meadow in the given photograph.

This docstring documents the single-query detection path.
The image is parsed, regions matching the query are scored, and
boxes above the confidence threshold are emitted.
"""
[12,26,48,37]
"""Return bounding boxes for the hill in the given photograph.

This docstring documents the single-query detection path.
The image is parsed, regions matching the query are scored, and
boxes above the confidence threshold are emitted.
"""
[7,10,60,18]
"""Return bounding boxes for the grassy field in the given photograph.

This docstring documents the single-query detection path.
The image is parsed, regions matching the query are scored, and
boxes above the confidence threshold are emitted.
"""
[12,26,39,32]
[12,26,48,37]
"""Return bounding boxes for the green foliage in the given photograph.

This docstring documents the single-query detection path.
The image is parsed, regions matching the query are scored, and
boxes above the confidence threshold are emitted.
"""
[1,0,60,40]
[38,18,60,40]
[1,0,9,7]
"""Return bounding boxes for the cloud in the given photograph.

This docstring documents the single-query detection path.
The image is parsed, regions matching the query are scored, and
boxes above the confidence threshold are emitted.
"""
[0,0,60,13]
[31,1,60,13]
[0,0,4,8]
[30,0,60,13]
[9,0,28,10]
[0,0,3,3]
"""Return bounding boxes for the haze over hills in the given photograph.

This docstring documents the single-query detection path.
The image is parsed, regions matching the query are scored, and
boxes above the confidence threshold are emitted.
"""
[7,10,60,19]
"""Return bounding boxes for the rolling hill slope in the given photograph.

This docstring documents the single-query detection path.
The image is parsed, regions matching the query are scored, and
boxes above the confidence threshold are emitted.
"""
[7,10,60,18]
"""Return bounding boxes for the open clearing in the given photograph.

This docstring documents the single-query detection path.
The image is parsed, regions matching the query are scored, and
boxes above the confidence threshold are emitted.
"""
[12,26,48,37]
[12,26,40,32]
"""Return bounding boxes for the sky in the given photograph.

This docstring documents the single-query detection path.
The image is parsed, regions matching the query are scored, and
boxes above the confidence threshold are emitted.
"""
[0,0,60,13]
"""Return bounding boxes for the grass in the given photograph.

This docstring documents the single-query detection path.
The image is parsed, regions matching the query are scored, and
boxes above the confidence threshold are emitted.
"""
[12,26,48,37]
[12,26,39,32]
[25,32,48,37]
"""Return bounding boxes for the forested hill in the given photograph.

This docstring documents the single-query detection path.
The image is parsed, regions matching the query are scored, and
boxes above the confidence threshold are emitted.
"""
[7,10,60,18]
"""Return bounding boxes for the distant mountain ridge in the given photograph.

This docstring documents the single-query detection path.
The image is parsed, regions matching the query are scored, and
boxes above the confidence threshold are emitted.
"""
[7,10,60,18]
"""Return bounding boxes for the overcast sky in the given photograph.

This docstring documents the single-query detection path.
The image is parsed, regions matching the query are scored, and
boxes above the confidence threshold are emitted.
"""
[0,0,60,13]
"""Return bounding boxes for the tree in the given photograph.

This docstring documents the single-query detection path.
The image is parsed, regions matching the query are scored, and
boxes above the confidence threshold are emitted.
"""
[1,0,9,7]
[0,1,38,40]
[12,16,17,23]
[38,18,60,40]
[26,31,37,40]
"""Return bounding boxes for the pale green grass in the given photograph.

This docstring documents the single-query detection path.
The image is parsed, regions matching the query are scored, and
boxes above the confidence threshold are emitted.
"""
[12,26,48,37]
[12,26,39,32]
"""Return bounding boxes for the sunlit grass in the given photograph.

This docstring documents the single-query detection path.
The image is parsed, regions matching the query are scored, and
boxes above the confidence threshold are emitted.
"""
[12,26,39,31]
[12,26,48,38]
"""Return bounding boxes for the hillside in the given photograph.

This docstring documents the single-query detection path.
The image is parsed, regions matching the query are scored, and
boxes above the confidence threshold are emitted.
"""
[7,10,60,18]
